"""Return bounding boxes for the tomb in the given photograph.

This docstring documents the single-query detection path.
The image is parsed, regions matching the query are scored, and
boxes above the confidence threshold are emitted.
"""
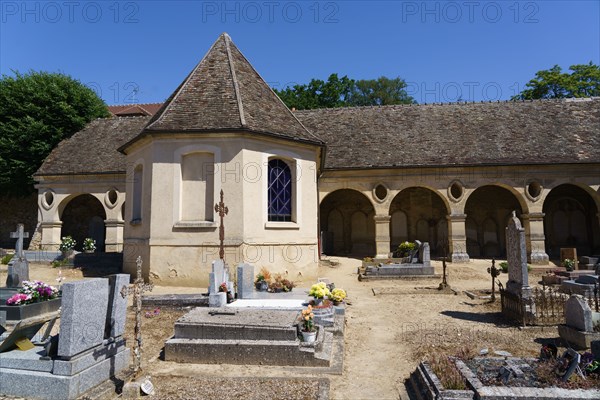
[358,241,436,281]
[164,307,341,367]
[0,275,131,400]
[558,294,600,349]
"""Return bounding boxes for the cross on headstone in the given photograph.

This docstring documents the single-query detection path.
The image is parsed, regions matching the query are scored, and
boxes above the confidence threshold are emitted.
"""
[214,189,229,261]
[10,224,29,261]
[120,256,153,374]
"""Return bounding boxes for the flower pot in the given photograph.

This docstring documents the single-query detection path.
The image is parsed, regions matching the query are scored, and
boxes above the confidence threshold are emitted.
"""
[84,250,94,254]
[312,297,323,306]
[0,297,61,321]
[332,300,342,306]
[61,250,73,259]
[301,330,317,343]
[255,281,268,291]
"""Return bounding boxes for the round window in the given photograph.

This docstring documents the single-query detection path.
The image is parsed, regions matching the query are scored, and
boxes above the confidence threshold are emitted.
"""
[449,181,464,201]
[374,184,388,201]
[105,189,119,208]
[526,181,542,201]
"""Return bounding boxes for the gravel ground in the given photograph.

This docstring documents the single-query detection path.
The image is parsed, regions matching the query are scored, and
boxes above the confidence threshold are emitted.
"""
[152,376,328,400]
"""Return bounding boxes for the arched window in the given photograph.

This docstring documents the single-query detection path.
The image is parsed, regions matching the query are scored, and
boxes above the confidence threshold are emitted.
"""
[268,159,292,222]
[132,165,143,222]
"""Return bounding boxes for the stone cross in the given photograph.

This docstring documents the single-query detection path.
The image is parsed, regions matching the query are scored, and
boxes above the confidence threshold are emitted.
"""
[120,256,153,374]
[214,189,229,261]
[10,224,29,261]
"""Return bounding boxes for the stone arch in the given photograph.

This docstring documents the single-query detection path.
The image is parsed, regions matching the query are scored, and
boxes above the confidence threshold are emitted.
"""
[320,189,375,256]
[389,187,449,256]
[60,194,107,252]
[464,185,524,258]
[543,184,600,258]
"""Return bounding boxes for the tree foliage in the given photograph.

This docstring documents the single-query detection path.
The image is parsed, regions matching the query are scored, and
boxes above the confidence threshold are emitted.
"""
[0,71,109,195]
[513,62,600,100]
[274,73,416,110]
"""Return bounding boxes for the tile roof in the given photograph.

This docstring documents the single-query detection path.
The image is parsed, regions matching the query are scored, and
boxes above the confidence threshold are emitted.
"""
[35,116,149,176]
[120,33,322,152]
[108,103,162,116]
[295,98,600,169]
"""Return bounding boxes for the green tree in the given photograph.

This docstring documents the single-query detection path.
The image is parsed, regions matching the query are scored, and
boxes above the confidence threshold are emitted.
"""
[274,74,415,110]
[0,71,109,194]
[349,76,416,106]
[513,62,600,100]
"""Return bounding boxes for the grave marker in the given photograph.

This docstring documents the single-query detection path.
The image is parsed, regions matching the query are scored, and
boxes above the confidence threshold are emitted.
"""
[6,224,30,287]
[505,211,531,299]
[57,279,109,357]
[237,263,254,299]
[120,256,153,374]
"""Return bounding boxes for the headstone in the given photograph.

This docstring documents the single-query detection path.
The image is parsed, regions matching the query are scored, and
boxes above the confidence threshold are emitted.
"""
[237,263,254,299]
[105,274,130,338]
[57,279,109,358]
[6,224,30,287]
[564,295,593,332]
[420,242,431,267]
[505,211,531,298]
[208,259,232,307]
[412,240,422,263]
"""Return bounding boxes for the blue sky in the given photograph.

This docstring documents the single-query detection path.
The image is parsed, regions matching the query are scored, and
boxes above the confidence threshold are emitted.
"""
[1,1,599,104]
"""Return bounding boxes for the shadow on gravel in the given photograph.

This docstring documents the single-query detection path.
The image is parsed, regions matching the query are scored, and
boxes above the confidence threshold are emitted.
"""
[440,310,513,327]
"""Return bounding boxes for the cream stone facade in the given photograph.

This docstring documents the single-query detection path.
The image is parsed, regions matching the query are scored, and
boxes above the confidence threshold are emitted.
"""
[121,133,320,286]
[33,33,600,286]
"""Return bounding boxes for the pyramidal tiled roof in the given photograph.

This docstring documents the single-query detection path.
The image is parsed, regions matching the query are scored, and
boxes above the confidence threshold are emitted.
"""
[121,33,322,151]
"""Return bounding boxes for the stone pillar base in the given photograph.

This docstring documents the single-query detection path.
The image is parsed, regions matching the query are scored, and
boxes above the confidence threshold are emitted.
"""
[529,251,549,265]
[451,252,470,263]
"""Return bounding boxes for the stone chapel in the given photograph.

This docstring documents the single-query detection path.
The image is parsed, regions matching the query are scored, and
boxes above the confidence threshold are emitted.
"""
[33,33,600,285]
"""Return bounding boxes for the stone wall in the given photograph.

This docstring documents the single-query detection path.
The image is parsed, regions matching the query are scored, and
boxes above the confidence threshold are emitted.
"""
[0,193,38,250]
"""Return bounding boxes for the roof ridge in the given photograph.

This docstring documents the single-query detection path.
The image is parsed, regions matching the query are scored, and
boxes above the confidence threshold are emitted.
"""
[294,97,600,113]
[224,33,247,128]
[108,102,163,107]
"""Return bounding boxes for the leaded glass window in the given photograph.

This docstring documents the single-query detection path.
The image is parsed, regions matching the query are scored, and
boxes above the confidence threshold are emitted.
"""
[268,159,292,222]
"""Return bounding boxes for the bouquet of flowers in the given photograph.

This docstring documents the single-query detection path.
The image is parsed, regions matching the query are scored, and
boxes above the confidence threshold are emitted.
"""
[82,238,96,252]
[6,280,60,305]
[301,305,315,332]
[59,236,76,252]
[308,282,330,299]
[330,288,347,303]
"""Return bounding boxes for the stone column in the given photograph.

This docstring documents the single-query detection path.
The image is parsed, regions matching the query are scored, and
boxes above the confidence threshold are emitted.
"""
[105,219,124,252]
[40,221,62,251]
[522,212,549,264]
[374,215,391,259]
[447,214,469,263]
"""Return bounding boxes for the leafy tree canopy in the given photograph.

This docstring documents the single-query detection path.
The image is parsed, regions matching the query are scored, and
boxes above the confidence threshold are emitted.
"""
[0,71,109,195]
[513,62,600,100]
[274,73,416,110]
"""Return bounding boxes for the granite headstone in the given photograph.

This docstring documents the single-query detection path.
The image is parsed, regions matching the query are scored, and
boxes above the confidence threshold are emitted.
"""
[565,295,593,332]
[105,274,130,338]
[236,263,254,299]
[57,279,109,358]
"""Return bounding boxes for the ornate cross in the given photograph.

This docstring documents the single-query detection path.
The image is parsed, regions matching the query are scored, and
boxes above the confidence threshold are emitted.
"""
[120,256,153,374]
[214,189,229,261]
[487,258,501,302]
[10,224,29,261]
